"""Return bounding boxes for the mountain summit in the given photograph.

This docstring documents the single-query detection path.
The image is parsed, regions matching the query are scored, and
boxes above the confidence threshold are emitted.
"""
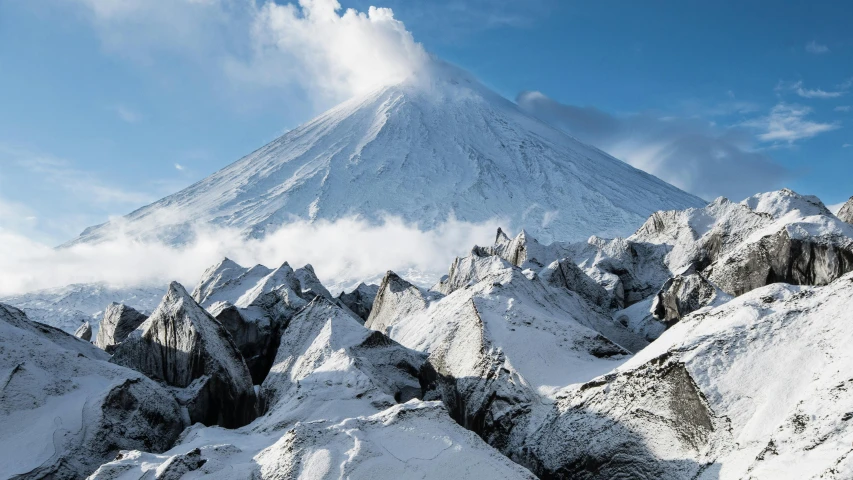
[70,61,703,245]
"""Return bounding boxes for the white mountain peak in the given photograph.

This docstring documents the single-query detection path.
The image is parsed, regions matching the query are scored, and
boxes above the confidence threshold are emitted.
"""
[67,60,703,247]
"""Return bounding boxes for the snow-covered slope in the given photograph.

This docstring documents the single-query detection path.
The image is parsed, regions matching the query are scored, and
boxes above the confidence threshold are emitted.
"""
[521,272,853,479]
[0,283,162,336]
[67,61,702,246]
[0,304,183,479]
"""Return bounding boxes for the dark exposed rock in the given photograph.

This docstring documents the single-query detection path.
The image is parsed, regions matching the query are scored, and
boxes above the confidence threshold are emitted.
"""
[293,263,333,300]
[192,259,310,384]
[95,302,148,353]
[110,282,258,428]
[74,321,92,341]
[542,258,615,309]
[707,229,853,296]
[337,282,380,322]
[651,273,724,325]
[521,355,716,479]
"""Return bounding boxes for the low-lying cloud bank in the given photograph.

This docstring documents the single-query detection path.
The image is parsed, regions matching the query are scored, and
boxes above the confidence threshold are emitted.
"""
[0,216,502,296]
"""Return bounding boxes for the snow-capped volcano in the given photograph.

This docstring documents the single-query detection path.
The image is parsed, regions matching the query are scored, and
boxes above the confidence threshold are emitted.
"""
[68,61,703,246]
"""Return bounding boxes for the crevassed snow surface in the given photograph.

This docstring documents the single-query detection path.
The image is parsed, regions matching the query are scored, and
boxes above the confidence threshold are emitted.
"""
[67,61,703,246]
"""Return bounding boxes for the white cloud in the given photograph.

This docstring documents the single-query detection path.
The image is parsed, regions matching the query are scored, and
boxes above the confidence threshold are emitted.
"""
[742,103,840,144]
[226,0,428,103]
[844,143,852,148]
[805,40,829,54]
[776,80,846,99]
[0,216,499,296]
[516,91,788,201]
[174,163,186,171]
[61,0,428,105]
[836,106,851,112]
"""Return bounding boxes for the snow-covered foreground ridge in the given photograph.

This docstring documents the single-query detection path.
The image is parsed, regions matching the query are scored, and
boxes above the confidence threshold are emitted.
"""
[66,60,702,247]
[3,188,853,479]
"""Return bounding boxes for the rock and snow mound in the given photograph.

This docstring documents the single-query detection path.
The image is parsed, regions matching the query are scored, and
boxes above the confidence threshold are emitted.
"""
[0,304,183,479]
[366,248,645,455]
[523,272,853,479]
[90,401,536,480]
[110,282,258,429]
[67,61,702,247]
[258,297,427,427]
[88,294,534,479]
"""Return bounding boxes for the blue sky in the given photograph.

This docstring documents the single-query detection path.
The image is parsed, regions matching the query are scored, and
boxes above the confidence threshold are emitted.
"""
[1,0,851,245]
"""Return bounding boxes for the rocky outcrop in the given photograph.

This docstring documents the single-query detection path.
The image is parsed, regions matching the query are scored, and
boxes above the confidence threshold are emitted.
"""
[74,321,92,341]
[838,196,853,224]
[651,273,728,325]
[365,271,433,334]
[542,257,615,309]
[520,355,717,479]
[94,302,148,353]
[293,264,333,300]
[707,228,853,296]
[0,303,183,479]
[336,282,379,322]
[110,282,257,429]
[191,259,310,383]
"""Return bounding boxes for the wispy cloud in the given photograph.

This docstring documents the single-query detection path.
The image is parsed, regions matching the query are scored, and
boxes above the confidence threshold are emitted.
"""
[516,91,788,200]
[836,106,851,112]
[110,104,142,123]
[174,163,186,171]
[742,103,840,144]
[805,40,829,54]
[844,143,852,148]
[776,80,846,99]
[2,146,154,206]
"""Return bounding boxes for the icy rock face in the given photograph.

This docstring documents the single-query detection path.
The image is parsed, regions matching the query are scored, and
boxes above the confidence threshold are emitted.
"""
[0,303,183,479]
[541,257,615,309]
[837,196,853,224]
[94,303,148,353]
[336,282,379,322]
[110,282,258,429]
[191,258,311,383]
[651,273,730,324]
[74,320,92,341]
[67,61,703,248]
[367,253,645,456]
